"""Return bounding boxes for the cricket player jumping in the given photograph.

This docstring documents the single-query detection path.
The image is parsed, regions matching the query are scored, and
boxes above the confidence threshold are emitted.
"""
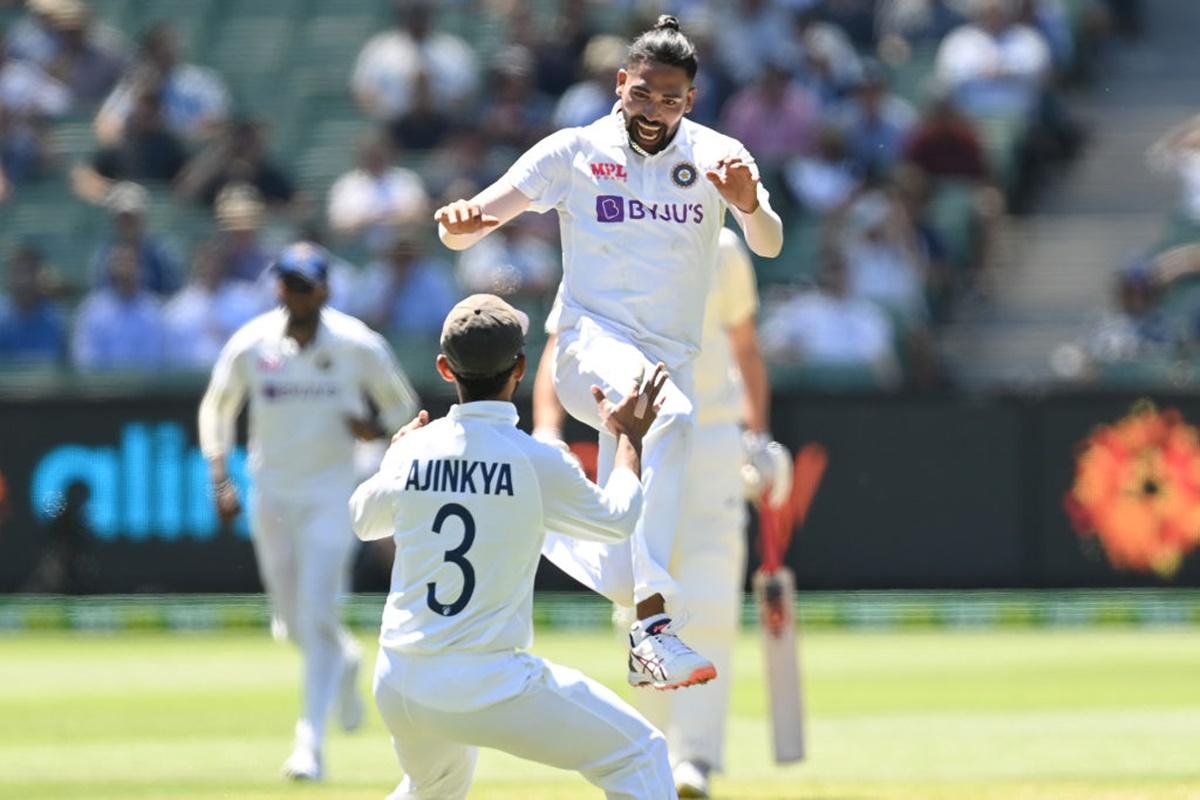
[351,293,677,800]
[198,242,419,781]
[434,15,783,689]
[534,229,793,797]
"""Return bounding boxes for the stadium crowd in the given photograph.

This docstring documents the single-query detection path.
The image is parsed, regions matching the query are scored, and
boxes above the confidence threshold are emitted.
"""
[0,0,1142,390]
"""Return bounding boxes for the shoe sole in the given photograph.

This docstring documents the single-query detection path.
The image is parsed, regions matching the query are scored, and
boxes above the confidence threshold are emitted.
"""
[629,664,718,691]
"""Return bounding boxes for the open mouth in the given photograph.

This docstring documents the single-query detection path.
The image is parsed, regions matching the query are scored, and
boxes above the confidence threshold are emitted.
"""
[633,119,665,142]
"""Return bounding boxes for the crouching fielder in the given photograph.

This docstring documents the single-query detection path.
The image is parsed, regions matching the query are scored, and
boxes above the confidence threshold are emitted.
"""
[350,294,676,800]
[198,243,419,781]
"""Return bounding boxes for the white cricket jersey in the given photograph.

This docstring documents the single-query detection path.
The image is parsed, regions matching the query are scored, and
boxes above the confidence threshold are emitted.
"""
[198,307,419,494]
[504,108,768,371]
[350,401,642,658]
[693,228,759,427]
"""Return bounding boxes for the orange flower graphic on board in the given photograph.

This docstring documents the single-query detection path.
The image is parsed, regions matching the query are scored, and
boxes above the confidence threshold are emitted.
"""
[1064,403,1200,577]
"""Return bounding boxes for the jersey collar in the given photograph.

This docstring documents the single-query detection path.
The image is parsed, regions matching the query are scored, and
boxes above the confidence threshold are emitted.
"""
[449,401,520,426]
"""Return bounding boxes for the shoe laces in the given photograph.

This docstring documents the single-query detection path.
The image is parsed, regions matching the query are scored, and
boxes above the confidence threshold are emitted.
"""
[649,624,696,658]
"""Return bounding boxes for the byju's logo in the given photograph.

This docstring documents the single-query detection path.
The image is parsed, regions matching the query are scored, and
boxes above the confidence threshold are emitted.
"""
[596,195,625,223]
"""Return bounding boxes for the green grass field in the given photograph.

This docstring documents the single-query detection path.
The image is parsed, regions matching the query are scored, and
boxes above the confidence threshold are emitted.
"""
[3,627,1200,799]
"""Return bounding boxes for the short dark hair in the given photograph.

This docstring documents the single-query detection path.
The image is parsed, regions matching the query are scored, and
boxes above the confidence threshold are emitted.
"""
[454,359,521,402]
[627,15,697,81]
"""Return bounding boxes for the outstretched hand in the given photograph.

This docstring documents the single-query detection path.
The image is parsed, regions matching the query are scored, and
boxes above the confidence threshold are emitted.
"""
[591,363,670,445]
[434,199,501,237]
[705,156,760,214]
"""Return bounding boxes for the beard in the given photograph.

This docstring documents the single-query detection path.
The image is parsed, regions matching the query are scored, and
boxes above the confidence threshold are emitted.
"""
[625,113,670,154]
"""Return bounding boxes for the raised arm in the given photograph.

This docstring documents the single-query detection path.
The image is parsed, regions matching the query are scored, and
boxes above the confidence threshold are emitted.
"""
[435,179,533,251]
[707,156,783,258]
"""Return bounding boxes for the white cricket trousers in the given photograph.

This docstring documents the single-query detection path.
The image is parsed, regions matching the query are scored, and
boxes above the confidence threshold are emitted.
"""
[373,647,677,799]
[251,482,359,749]
[633,422,746,771]
[544,318,696,610]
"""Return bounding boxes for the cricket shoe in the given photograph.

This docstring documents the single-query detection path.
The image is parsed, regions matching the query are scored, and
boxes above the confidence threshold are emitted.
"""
[281,745,323,782]
[337,643,365,732]
[627,614,717,690]
[673,760,712,798]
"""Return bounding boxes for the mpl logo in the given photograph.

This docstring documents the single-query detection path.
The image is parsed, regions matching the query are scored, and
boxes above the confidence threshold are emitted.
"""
[596,195,625,223]
[590,162,628,180]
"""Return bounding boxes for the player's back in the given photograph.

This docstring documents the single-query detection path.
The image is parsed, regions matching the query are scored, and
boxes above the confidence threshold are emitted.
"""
[372,402,551,656]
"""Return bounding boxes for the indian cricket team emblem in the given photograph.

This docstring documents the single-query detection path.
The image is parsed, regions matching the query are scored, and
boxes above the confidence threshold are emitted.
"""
[671,161,698,188]
[316,353,332,372]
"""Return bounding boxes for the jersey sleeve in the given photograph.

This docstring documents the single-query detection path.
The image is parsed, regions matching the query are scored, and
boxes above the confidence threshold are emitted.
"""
[359,331,420,434]
[349,460,402,542]
[531,442,643,543]
[714,230,759,328]
[197,331,250,459]
[501,129,577,213]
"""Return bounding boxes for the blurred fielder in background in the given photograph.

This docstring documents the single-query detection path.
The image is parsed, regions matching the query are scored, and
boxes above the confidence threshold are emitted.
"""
[351,293,678,800]
[434,15,783,690]
[533,228,792,798]
[198,242,418,781]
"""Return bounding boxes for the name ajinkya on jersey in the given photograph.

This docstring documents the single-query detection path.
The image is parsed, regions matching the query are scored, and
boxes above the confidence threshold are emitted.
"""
[404,458,515,496]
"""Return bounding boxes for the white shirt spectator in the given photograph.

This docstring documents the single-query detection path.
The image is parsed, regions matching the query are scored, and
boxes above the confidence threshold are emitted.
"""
[0,57,71,117]
[761,289,897,371]
[71,287,167,369]
[327,165,428,247]
[936,22,1050,85]
[351,28,478,120]
[98,64,229,141]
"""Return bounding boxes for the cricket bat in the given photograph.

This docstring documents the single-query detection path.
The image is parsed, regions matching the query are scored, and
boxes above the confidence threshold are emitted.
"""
[754,443,827,764]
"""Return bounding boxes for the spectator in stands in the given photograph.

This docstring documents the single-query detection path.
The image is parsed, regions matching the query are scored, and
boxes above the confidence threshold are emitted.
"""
[0,30,71,190]
[720,61,821,166]
[175,118,296,211]
[876,0,970,51]
[94,22,229,146]
[760,248,900,385]
[505,0,591,98]
[821,0,879,50]
[0,245,65,362]
[711,0,793,85]
[87,181,180,296]
[1080,260,1181,364]
[784,7,864,104]
[213,184,272,284]
[352,0,479,124]
[934,0,1051,118]
[552,34,626,130]
[162,240,263,369]
[71,85,187,203]
[834,61,918,177]
[1015,0,1074,74]
[72,241,166,369]
[479,45,554,151]
[388,68,456,150]
[29,0,126,105]
[836,188,930,327]
[909,92,992,173]
[455,216,559,301]
[349,226,455,337]
[327,130,429,253]
[783,123,863,215]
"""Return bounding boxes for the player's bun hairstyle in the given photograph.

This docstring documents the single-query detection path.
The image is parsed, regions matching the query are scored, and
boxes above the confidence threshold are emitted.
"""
[627,15,698,81]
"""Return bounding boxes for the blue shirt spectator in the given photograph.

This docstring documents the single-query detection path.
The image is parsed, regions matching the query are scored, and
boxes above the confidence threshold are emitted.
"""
[87,182,181,295]
[0,247,65,362]
[72,242,166,369]
[349,229,456,336]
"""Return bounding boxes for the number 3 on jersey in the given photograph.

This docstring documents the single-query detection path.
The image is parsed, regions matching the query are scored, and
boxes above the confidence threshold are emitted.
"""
[426,503,476,617]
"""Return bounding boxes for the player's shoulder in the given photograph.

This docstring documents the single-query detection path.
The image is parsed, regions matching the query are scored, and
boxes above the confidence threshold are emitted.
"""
[225,307,284,351]
[321,307,388,348]
[683,117,751,159]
